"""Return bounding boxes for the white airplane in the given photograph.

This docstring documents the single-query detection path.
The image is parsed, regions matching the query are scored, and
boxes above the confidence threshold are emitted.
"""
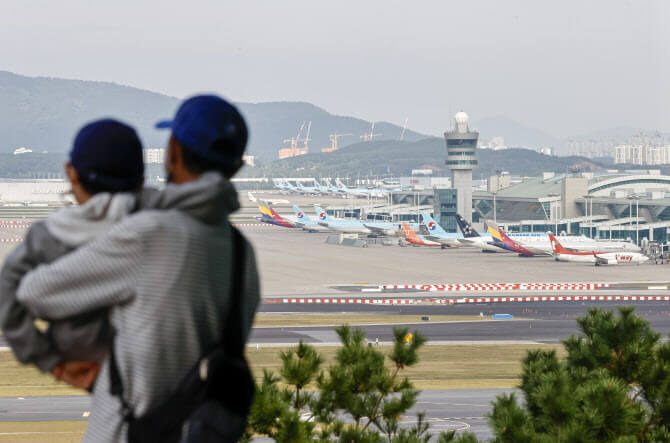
[334,179,388,198]
[314,205,371,234]
[248,192,289,205]
[549,233,649,265]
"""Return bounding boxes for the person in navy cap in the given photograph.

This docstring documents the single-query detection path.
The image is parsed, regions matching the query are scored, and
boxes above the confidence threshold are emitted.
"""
[15,95,260,442]
[0,119,145,387]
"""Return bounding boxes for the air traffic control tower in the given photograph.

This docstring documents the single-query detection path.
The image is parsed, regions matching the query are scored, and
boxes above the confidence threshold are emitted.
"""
[445,112,478,223]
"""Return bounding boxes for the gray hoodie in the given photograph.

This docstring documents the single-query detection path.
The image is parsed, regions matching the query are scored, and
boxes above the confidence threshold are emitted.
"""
[0,193,137,371]
[16,172,260,443]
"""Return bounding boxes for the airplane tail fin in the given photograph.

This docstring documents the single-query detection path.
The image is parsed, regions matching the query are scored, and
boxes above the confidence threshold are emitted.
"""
[336,179,348,191]
[314,205,328,222]
[421,212,447,235]
[258,204,273,217]
[486,222,503,242]
[293,205,309,221]
[269,207,287,222]
[548,232,569,254]
[456,214,480,237]
[402,222,417,239]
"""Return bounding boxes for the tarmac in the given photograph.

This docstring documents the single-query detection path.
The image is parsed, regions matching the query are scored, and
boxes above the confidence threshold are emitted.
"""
[0,215,667,440]
[0,390,511,440]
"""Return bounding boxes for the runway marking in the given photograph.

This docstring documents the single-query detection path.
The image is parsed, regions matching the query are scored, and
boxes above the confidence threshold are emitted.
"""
[379,282,615,292]
[266,295,670,305]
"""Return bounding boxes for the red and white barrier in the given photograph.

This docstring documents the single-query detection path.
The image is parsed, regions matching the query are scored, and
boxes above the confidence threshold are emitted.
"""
[380,282,613,292]
[0,222,32,229]
[0,238,22,243]
[265,295,670,305]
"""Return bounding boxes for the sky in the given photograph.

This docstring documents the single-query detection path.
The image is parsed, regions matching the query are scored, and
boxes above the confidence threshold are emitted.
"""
[1,0,668,137]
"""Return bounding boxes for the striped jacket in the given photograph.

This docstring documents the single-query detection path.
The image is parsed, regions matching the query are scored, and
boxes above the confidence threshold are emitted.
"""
[17,172,260,442]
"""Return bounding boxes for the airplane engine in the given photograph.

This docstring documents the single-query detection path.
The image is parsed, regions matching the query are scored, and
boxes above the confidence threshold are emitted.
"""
[595,257,617,266]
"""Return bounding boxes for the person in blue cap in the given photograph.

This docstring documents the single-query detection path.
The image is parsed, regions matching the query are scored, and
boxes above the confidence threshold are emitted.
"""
[15,95,260,442]
[0,119,145,382]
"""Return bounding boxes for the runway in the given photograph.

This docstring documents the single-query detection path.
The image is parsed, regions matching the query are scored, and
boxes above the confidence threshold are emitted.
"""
[0,390,510,440]
[253,300,670,344]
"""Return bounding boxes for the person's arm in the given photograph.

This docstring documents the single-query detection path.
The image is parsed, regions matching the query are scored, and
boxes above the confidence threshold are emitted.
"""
[0,223,70,371]
[17,220,143,320]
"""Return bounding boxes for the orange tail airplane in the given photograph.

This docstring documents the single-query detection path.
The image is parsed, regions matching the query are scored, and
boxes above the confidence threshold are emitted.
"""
[402,223,442,247]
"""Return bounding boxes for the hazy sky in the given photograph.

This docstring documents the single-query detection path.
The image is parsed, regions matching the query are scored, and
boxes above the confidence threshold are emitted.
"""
[2,0,668,136]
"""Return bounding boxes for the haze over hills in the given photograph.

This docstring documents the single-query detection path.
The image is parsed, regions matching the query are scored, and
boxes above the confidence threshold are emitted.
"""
[0,71,423,160]
[0,71,662,163]
[241,138,633,180]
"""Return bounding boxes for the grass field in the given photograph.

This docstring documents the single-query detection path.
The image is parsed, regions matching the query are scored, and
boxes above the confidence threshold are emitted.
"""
[247,343,565,390]
[253,314,484,327]
[0,352,84,397]
[0,421,86,442]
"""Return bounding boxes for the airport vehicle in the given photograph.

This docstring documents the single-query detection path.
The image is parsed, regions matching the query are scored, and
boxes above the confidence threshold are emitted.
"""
[335,179,388,198]
[549,233,649,265]
[401,223,442,246]
[454,215,506,252]
[314,205,371,234]
[420,212,462,247]
[291,205,330,232]
[256,205,297,228]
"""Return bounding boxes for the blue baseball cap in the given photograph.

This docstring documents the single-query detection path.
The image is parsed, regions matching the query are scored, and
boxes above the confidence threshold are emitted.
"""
[70,119,144,192]
[156,95,248,170]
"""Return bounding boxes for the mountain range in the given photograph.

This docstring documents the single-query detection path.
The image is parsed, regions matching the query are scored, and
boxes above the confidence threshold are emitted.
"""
[0,71,661,162]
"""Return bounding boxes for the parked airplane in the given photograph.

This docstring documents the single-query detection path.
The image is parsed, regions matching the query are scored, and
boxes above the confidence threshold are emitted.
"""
[420,213,462,247]
[335,179,388,198]
[248,192,289,205]
[295,181,323,195]
[549,233,649,265]
[314,205,371,234]
[401,223,442,247]
[256,205,297,228]
[454,215,507,252]
[291,205,330,232]
[487,222,542,256]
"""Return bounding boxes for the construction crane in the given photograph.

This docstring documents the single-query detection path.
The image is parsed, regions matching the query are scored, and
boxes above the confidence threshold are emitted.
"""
[301,121,311,151]
[399,117,409,141]
[322,133,353,153]
[360,121,383,142]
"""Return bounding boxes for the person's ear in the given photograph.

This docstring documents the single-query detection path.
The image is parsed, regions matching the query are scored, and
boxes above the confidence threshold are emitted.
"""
[165,135,180,174]
[65,162,79,185]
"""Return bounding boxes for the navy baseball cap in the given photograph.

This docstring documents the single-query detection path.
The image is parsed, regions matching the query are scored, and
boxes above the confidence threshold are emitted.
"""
[70,119,144,192]
[156,95,247,169]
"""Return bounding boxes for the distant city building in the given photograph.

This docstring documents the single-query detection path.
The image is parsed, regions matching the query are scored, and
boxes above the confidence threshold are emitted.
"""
[13,147,32,155]
[445,111,478,223]
[143,148,165,164]
[615,145,670,165]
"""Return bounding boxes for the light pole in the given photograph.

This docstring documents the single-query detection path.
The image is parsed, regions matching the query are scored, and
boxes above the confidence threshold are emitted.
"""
[493,192,497,224]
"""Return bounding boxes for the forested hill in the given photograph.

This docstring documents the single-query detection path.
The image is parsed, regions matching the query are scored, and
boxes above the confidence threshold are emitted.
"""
[242,138,621,178]
[0,71,423,160]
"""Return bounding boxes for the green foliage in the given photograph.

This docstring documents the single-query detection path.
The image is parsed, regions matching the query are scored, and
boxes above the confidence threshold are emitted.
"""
[245,326,479,442]
[488,306,670,442]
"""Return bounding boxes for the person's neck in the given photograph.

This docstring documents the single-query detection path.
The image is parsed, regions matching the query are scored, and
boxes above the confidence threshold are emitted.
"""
[169,169,201,184]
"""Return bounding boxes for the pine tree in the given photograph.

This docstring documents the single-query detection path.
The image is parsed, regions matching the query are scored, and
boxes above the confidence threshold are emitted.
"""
[488,306,670,442]
[244,325,478,442]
